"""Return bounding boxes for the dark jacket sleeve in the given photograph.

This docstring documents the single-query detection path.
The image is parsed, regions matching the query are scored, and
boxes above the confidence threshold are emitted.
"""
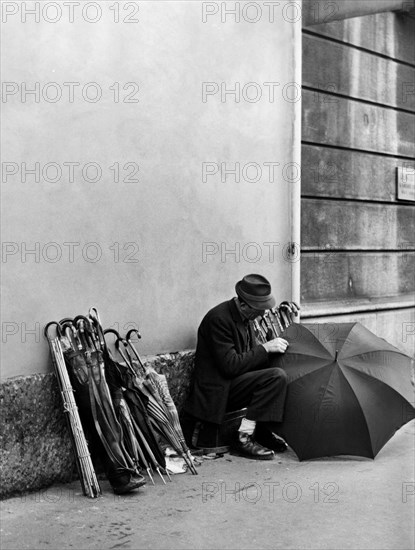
[206,313,269,379]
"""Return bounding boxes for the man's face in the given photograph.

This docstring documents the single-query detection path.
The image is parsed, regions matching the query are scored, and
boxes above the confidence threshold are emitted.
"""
[239,301,265,321]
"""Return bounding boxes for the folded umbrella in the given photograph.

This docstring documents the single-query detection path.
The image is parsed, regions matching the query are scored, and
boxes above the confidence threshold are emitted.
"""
[102,328,169,483]
[276,322,415,460]
[254,302,299,342]
[114,393,156,485]
[122,331,198,475]
[126,329,198,475]
[44,322,101,498]
[57,317,144,492]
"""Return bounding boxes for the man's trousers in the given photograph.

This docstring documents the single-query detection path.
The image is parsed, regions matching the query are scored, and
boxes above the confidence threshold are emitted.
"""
[226,367,288,423]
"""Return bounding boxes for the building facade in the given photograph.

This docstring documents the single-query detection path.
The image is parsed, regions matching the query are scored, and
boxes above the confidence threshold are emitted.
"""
[1,1,414,497]
[301,6,415,357]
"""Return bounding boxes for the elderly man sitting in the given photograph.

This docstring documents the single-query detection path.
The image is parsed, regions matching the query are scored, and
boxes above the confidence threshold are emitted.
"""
[184,274,299,460]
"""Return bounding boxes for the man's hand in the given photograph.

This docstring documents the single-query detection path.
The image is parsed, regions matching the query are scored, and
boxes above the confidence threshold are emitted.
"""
[262,338,289,354]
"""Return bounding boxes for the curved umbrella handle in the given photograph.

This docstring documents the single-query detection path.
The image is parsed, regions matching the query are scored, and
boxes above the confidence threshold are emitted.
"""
[58,317,75,325]
[279,301,300,315]
[104,329,132,367]
[43,321,61,340]
[60,320,76,332]
[59,320,81,350]
[58,318,83,349]
[73,315,96,350]
[126,328,141,341]
[73,315,94,329]
[88,307,106,347]
[103,328,122,340]
[125,330,146,372]
[102,328,122,361]
[88,307,101,324]
[115,337,136,374]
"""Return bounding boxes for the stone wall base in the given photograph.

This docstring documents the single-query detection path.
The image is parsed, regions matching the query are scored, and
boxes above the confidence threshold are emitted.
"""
[0,351,195,500]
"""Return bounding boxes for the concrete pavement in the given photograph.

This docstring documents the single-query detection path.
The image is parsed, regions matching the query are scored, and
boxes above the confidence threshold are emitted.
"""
[1,421,414,550]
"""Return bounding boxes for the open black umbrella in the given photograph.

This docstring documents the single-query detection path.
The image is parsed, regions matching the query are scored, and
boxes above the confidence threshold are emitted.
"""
[276,322,415,460]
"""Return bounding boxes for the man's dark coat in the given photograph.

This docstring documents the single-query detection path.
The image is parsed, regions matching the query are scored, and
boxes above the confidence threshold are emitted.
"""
[185,299,270,424]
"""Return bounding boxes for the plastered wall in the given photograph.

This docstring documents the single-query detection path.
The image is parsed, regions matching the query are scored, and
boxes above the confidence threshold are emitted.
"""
[1,1,302,379]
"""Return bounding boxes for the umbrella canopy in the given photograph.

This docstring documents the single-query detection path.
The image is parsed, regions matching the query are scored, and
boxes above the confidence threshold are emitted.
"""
[277,322,415,460]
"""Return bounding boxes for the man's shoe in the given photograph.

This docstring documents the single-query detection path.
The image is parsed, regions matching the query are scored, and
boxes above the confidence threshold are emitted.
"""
[255,428,288,453]
[112,472,146,495]
[235,432,274,460]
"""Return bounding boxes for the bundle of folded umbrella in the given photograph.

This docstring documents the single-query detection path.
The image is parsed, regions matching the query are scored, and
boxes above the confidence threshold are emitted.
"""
[44,308,198,498]
[253,301,298,342]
